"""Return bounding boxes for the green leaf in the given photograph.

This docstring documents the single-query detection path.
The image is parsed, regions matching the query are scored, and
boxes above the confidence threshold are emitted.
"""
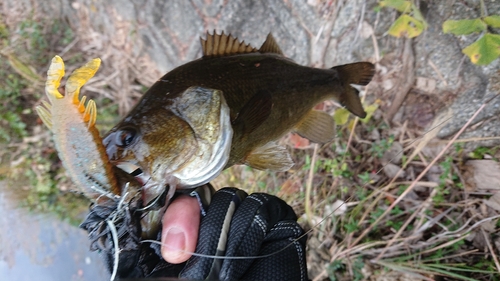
[484,15,500,28]
[443,19,486,35]
[379,0,411,13]
[360,104,379,124]
[462,33,500,65]
[388,14,425,38]
[411,4,428,28]
[333,108,350,125]
[3,53,42,84]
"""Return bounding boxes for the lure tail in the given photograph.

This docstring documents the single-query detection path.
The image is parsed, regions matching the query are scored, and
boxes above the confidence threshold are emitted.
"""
[35,56,126,199]
[36,56,101,130]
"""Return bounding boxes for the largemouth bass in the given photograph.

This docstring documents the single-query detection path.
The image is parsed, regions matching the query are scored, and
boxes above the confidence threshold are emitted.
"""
[103,31,375,204]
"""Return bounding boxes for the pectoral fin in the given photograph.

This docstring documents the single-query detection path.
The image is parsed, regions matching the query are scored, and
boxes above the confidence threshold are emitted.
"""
[294,110,335,143]
[244,141,294,172]
[232,91,273,136]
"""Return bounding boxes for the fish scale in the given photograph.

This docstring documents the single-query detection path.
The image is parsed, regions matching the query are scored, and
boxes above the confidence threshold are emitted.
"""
[134,54,346,164]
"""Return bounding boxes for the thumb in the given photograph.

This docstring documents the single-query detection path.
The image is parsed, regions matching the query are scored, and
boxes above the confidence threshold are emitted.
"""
[161,195,200,264]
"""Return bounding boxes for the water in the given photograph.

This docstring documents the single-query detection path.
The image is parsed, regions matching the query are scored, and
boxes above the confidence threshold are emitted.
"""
[0,181,110,281]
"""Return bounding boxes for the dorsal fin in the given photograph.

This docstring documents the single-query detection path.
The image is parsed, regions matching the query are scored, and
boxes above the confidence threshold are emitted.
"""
[258,33,284,55]
[200,30,258,57]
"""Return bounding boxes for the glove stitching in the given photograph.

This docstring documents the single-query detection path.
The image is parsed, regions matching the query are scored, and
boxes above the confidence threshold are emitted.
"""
[290,237,306,281]
[219,189,237,195]
[248,196,268,235]
[254,216,267,235]
[248,195,265,205]
[271,222,302,236]
[271,222,306,281]
[190,189,207,216]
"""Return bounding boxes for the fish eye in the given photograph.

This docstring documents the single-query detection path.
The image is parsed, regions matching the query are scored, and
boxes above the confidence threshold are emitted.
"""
[116,127,137,148]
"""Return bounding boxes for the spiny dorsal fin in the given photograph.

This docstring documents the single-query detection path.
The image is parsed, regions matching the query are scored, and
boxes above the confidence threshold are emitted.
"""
[201,30,257,57]
[258,33,284,55]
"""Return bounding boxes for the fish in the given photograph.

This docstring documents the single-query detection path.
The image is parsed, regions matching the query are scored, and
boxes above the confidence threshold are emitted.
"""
[103,31,375,205]
[35,55,142,206]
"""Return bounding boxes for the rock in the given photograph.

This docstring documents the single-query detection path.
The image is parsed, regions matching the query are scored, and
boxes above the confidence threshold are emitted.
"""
[4,1,499,150]
[382,162,405,179]
[412,1,500,149]
[382,141,403,165]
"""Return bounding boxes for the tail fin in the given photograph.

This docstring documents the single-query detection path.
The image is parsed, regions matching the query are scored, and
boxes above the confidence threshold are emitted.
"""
[332,62,375,118]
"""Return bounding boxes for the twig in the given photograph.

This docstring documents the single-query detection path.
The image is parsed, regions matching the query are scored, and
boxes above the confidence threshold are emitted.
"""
[305,144,319,227]
[371,28,380,62]
[437,136,500,143]
[481,228,500,272]
[386,38,415,122]
[428,59,448,86]
[419,235,468,256]
[59,37,80,57]
[352,93,497,258]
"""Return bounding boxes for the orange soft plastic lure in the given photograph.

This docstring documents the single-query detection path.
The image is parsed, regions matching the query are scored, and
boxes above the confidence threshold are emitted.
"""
[36,56,122,202]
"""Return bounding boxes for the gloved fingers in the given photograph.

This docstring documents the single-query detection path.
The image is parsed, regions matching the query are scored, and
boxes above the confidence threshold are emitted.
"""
[180,187,248,279]
[238,221,308,281]
[218,193,307,281]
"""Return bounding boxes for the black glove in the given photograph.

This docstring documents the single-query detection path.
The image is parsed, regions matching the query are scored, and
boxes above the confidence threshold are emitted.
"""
[81,186,308,281]
[180,187,308,281]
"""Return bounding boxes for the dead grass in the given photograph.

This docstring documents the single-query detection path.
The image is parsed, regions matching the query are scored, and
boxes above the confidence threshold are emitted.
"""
[1,2,500,281]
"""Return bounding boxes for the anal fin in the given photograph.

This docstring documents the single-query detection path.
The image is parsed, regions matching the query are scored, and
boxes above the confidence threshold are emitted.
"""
[244,141,294,172]
[294,110,335,143]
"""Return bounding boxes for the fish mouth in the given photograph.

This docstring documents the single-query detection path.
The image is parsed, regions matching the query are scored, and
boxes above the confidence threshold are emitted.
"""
[115,162,156,189]
[116,162,143,177]
[115,161,165,206]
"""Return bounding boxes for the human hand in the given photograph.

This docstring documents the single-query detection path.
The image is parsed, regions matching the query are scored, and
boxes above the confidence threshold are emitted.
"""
[82,186,308,280]
[178,187,308,281]
[160,194,200,264]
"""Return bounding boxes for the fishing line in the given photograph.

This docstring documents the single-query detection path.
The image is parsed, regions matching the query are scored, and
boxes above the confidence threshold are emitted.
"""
[140,94,500,263]
[136,175,167,212]
[107,219,120,281]
[140,238,305,260]
[375,91,500,179]
[160,91,500,262]
[138,194,354,261]
[107,82,500,265]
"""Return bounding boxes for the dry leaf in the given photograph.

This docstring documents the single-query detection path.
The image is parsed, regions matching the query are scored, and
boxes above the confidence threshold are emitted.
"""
[484,192,500,212]
[289,133,310,149]
[360,21,374,39]
[278,178,301,196]
[324,200,347,216]
[465,160,500,191]
[415,76,436,93]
